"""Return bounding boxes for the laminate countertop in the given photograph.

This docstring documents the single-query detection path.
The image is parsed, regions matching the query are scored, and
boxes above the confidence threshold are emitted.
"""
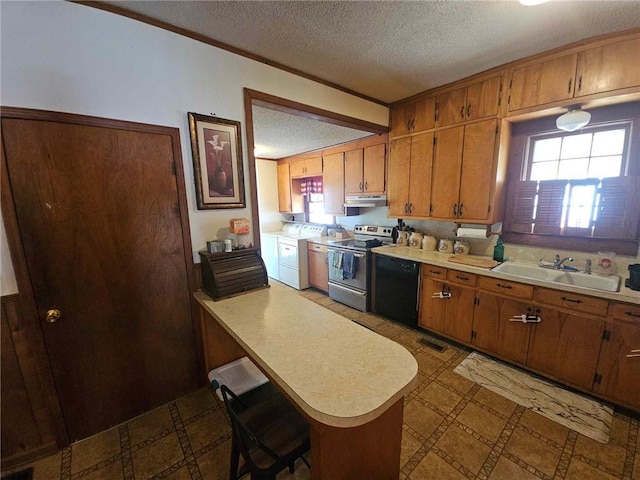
[194,282,418,428]
[372,245,640,305]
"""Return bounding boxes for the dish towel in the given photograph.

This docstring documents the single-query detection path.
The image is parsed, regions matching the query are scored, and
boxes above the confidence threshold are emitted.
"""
[342,252,356,279]
[332,251,343,269]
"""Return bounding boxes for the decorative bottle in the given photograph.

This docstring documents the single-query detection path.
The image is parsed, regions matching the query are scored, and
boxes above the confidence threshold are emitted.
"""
[493,237,504,262]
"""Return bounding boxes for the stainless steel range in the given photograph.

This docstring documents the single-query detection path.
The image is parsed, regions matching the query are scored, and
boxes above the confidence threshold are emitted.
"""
[327,225,394,312]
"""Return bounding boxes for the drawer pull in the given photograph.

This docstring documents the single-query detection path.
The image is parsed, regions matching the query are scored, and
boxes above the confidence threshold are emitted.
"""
[625,311,640,318]
[627,349,640,358]
[456,275,469,281]
[561,296,582,304]
[496,283,512,289]
[429,270,441,275]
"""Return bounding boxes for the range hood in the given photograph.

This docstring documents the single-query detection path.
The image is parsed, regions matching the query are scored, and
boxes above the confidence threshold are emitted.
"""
[344,194,387,208]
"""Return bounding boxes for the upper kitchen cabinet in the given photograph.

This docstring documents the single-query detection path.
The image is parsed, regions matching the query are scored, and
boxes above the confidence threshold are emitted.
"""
[289,156,323,178]
[344,143,386,195]
[430,119,509,223]
[507,32,640,113]
[389,96,436,138]
[436,75,502,128]
[322,152,346,215]
[277,162,303,213]
[387,132,433,218]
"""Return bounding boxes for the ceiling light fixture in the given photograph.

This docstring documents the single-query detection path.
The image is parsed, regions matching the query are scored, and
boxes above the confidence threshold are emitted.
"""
[556,107,592,132]
[519,0,549,5]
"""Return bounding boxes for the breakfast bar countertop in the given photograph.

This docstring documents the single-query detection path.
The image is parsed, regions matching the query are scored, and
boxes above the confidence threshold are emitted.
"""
[194,282,418,428]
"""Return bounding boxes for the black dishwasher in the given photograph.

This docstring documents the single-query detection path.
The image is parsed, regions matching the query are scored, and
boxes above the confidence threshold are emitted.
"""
[374,255,420,328]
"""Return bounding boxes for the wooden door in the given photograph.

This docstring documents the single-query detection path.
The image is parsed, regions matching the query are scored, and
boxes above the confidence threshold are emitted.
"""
[308,249,328,292]
[363,144,386,194]
[389,103,413,138]
[437,87,467,127]
[407,132,434,217]
[344,149,364,194]
[576,37,640,97]
[466,76,502,122]
[322,152,345,215]
[387,137,411,217]
[418,278,446,332]
[528,307,604,390]
[411,96,437,133]
[443,284,475,344]
[1,113,198,442]
[595,320,640,410]
[289,159,306,178]
[473,292,531,365]
[430,126,463,219]
[277,162,292,212]
[508,53,578,111]
[458,120,498,221]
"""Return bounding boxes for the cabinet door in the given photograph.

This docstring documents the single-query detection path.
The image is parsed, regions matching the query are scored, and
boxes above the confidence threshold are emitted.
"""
[322,152,345,215]
[443,283,475,344]
[437,87,467,127]
[473,292,531,365]
[289,159,306,178]
[419,278,447,332]
[277,163,292,212]
[390,103,414,138]
[407,132,434,217]
[458,120,497,221]
[344,149,364,194]
[306,157,323,176]
[595,320,640,410]
[430,126,463,219]
[576,37,640,97]
[411,96,437,133]
[308,250,329,292]
[466,76,502,122]
[508,53,578,111]
[387,137,411,217]
[363,144,386,194]
[527,307,604,391]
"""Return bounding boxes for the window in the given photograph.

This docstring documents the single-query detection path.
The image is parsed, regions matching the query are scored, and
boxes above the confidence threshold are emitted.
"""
[504,102,640,255]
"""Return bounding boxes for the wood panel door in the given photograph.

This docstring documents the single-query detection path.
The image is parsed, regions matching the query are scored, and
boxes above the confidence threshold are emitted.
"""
[387,137,411,217]
[277,163,292,212]
[1,112,198,442]
[407,132,434,217]
[466,76,502,122]
[442,283,475,344]
[322,152,345,215]
[418,278,447,332]
[458,120,498,221]
[363,143,386,194]
[308,250,328,292]
[344,148,364,194]
[431,126,464,219]
[437,87,467,127]
[527,307,604,391]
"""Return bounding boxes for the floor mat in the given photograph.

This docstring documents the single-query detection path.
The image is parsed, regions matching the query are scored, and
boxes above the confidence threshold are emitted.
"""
[454,351,613,443]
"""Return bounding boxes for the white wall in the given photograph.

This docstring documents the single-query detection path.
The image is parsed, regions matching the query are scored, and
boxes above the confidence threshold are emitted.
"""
[0,1,388,295]
[255,159,283,233]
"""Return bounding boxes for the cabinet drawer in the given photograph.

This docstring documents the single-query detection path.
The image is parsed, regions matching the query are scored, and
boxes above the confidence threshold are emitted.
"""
[422,265,447,279]
[307,242,327,253]
[478,276,533,299]
[534,287,608,317]
[446,270,477,287]
[608,302,640,322]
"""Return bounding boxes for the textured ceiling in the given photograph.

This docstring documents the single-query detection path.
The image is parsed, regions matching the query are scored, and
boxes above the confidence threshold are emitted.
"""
[99,1,640,158]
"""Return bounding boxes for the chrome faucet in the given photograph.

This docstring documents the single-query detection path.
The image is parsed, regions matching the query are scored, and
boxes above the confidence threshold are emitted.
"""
[553,254,575,270]
[585,259,592,274]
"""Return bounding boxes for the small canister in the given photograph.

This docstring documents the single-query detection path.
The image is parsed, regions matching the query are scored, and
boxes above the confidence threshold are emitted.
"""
[438,239,454,253]
[409,232,424,248]
[454,240,470,255]
[422,235,437,251]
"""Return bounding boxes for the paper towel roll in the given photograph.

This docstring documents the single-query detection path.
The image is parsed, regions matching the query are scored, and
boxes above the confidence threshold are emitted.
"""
[456,227,488,239]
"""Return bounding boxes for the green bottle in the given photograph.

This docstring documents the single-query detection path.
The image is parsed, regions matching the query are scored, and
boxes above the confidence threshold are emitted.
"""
[493,237,504,262]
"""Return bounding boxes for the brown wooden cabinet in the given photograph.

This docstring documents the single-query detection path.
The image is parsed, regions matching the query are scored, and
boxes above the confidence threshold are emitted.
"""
[289,156,322,178]
[322,152,345,215]
[437,75,502,127]
[277,162,303,213]
[594,303,640,410]
[389,96,436,138]
[344,143,386,195]
[387,132,433,218]
[430,119,500,222]
[308,243,329,292]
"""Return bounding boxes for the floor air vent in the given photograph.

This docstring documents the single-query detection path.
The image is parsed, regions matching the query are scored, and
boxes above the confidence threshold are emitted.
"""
[419,338,446,352]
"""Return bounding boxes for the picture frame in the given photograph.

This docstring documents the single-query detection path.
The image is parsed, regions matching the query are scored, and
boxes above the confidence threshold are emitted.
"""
[188,112,246,209]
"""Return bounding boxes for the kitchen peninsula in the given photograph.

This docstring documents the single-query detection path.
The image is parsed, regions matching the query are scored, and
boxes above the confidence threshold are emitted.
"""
[195,282,418,479]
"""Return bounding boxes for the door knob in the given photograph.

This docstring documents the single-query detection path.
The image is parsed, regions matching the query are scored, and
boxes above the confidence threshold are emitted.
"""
[46,309,62,323]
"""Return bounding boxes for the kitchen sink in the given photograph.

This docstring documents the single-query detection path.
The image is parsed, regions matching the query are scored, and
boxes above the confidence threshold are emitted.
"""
[491,262,621,292]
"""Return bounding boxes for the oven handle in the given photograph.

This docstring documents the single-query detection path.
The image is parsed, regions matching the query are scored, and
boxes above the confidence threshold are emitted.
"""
[329,282,367,296]
[327,248,366,258]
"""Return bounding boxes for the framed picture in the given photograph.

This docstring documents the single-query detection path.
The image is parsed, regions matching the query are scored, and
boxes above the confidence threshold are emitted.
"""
[188,112,246,209]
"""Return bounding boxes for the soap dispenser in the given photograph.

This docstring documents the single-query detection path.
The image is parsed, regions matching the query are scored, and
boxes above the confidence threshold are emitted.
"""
[493,237,504,262]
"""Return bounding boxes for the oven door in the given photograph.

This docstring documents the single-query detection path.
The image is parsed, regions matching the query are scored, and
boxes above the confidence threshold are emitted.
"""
[327,248,368,292]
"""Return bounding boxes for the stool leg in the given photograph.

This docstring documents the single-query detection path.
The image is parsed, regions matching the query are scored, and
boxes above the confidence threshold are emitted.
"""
[229,436,240,480]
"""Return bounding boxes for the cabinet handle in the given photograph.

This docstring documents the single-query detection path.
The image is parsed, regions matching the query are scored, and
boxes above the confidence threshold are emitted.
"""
[364,181,368,191]
[567,78,573,93]
[459,204,464,216]
[429,270,441,275]
[577,75,583,92]
[359,181,363,191]
[460,106,465,119]
[404,203,408,214]
[496,283,512,290]
[453,204,458,216]
[560,296,582,304]
[325,257,328,264]
[466,105,471,117]
[456,275,469,281]
[625,311,640,318]
[408,203,413,213]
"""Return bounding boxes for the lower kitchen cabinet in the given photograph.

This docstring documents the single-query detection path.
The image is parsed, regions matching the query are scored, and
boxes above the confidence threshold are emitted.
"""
[419,277,448,332]
[307,242,328,292]
[442,283,476,344]
[594,303,640,410]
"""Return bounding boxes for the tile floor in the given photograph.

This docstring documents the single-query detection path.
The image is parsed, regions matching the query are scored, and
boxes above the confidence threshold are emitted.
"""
[4,286,639,480]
